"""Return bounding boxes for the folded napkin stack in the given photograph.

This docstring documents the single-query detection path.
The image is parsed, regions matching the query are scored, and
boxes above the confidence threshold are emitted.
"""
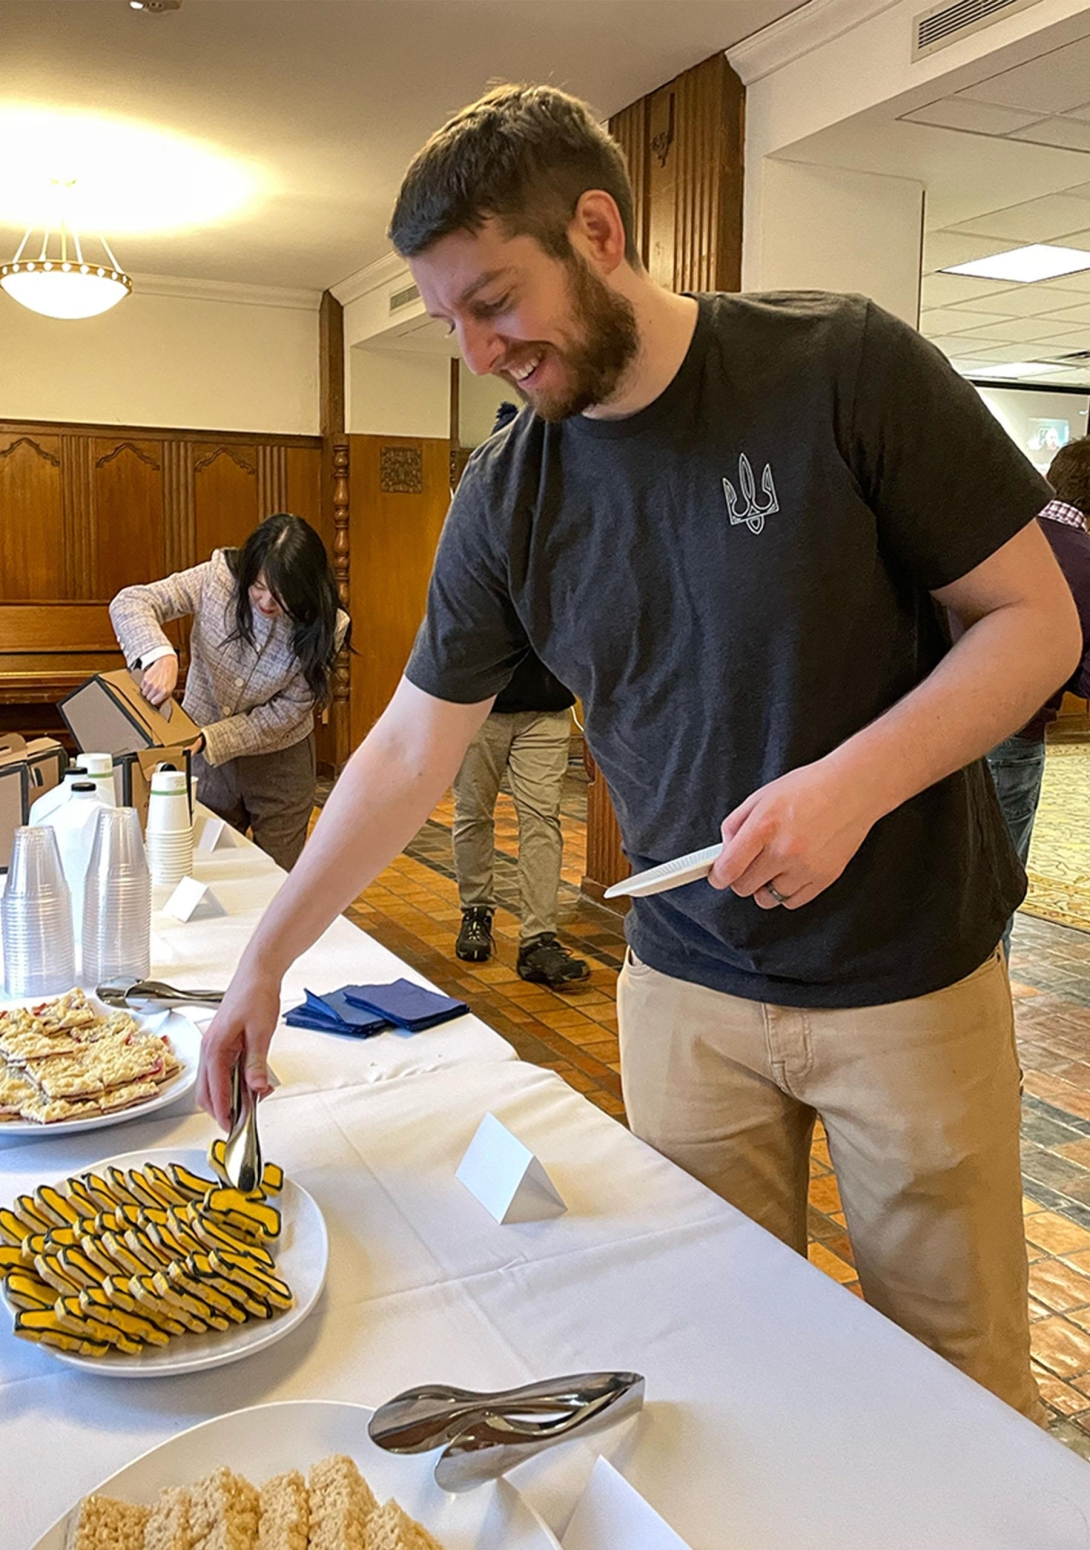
[285,979,468,1038]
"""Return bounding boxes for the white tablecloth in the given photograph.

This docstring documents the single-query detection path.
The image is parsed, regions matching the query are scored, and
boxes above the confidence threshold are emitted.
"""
[3,819,1090,1547]
[4,1061,1090,1549]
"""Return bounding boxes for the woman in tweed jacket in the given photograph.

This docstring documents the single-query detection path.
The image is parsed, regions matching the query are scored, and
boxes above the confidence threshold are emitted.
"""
[110,513,350,870]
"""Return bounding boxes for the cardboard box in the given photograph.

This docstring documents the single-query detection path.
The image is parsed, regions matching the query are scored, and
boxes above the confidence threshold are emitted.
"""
[59,669,200,756]
[0,733,66,871]
[60,670,197,826]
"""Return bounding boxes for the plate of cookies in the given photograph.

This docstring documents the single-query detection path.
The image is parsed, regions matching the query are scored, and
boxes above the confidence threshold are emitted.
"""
[0,1143,328,1376]
[0,988,201,1135]
[32,1400,561,1549]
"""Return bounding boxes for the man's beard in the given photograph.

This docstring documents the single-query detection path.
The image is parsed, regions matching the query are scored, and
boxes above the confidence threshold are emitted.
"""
[510,254,640,422]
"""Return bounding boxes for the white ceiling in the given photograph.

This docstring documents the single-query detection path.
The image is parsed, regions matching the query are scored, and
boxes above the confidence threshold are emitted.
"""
[0,0,804,294]
[774,24,1090,387]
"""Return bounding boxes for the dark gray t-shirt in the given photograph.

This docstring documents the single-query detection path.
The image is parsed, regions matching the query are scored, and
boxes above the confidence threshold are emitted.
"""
[407,292,1051,1007]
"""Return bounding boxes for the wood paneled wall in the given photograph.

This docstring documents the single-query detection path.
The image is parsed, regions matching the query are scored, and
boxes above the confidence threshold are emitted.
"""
[610,53,744,296]
[347,433,450,745]
[0,421,323,603]
[582,54,744,902]
[0,418,324,745]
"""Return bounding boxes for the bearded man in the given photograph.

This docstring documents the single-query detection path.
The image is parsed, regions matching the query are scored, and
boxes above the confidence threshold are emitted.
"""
[198,84,1079,1423]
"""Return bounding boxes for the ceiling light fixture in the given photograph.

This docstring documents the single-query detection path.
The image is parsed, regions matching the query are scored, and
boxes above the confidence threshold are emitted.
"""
[128,1,181,11]
[943,244,1090,283]
[1,182,131,319]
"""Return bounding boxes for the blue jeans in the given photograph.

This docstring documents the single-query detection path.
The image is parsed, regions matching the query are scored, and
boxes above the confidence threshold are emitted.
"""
[985,734,1046,957]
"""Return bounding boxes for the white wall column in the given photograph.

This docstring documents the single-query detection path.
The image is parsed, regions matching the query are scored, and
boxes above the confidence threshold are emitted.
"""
[751,159,924,324]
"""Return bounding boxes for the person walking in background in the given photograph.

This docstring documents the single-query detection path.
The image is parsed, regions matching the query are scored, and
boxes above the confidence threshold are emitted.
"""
[987,434,1090,955]
[453,404,589,989]
[110,512,349,871]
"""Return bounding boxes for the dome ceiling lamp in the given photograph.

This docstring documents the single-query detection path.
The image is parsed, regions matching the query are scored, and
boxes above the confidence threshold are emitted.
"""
[1,180,132,320]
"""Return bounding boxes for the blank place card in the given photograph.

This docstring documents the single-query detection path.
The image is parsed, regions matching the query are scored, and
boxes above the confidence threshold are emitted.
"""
[196,816,237,850]
[456,1112,566,1224]
[164,875,227,922]
[562,1459,692,1550]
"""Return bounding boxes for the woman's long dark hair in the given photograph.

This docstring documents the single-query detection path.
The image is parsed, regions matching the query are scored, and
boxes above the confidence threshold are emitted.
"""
[225,513,348,705]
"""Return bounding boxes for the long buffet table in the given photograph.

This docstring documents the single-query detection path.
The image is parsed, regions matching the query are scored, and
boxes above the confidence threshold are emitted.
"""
[3,821,1090,1549]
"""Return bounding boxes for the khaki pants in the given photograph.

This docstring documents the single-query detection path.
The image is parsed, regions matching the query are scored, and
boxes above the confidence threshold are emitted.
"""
[452,710,571,941]
[617,946,1041,1421]
[195,732,316,872]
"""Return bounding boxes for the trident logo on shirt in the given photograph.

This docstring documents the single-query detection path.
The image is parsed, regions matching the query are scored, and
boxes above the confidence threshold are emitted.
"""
[723,454,779,534]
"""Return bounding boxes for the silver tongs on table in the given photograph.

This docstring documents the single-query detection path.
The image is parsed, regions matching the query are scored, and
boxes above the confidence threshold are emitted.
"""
[97,977,226,1010]
[223,1062,263,1196]
[369,1370,644,1492]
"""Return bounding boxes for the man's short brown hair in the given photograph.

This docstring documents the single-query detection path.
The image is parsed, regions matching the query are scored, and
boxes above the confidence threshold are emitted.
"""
[388,83,640,265]
[1049,434,1090,515]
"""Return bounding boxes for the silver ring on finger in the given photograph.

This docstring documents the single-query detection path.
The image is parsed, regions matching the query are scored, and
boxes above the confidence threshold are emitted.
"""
[765,882,790,905]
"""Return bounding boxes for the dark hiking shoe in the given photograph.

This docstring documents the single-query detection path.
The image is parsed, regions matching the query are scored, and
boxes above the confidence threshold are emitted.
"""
[456,907,494,963]
[517,933,590,989]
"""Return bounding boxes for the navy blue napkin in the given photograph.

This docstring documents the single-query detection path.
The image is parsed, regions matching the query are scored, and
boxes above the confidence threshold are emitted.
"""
[284,988,388,1038]
[342,979,468,1032]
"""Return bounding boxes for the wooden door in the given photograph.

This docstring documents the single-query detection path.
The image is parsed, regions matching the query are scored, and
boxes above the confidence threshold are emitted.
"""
[347,434,450,744]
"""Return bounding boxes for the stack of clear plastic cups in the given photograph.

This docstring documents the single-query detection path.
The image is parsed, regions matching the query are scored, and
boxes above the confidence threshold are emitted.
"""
[81,807,151,989]
[145,769,193,889]
[1,826,76,997]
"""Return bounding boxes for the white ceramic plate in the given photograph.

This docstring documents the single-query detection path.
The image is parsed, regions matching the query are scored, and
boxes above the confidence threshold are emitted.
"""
[604,842,723,899]
[0,1001,201,1138]
[29,1399,561,1550]
[6,1145,328,1377]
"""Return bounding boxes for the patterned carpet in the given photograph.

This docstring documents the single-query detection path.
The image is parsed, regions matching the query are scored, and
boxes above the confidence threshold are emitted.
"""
[1024,740,1090,933]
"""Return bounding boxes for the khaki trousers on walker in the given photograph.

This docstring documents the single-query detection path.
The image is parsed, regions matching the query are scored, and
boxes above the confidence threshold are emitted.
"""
[452,710,571,941]
[617,946,1042,1421]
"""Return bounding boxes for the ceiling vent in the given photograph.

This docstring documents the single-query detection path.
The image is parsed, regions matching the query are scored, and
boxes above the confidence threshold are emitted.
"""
[1054,349,1090,362]
[389,282,421,313]
[912,0,1042,60]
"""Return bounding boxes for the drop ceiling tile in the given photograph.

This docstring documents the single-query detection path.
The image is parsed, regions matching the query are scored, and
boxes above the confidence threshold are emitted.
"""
[1037,301,1090,325]
[1058,181,1090,198]
[967,343,1070,364]
[1037,267,1090,294]
[963,317,1090,342]
[922,231,1021,272]
[901,98,1046,134]
[948,194,1090,243]
[920,307,1018,332]
[1008,118,1090,153]
[920,273,1021,308]
[959,39,1090,115]
[952,284,1090,317]
[1064,106,1090,125]
[921,335,1013,356]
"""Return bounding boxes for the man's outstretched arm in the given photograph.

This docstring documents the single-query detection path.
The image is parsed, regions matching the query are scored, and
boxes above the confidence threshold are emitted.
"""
[196,676,493,1127]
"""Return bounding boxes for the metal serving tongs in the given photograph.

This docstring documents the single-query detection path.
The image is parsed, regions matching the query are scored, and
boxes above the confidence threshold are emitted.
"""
[368,1370,645,1492]
[223,1061,263,1196]
[97,977,226,1010]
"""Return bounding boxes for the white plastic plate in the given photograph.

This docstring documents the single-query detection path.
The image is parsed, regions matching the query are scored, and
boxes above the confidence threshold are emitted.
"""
[604,842,723,899]
[5,1145,328,1377]
[29,1399,561,1550]
[0,1003,201,1138]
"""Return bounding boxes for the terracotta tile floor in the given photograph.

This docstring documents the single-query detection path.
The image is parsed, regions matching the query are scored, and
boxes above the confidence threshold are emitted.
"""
[328,766,1090,1456]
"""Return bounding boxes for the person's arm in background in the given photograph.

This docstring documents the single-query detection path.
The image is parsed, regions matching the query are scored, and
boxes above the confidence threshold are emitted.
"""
[196,677,494,1127]
[109,563,211,706]
[712,519,1080,908]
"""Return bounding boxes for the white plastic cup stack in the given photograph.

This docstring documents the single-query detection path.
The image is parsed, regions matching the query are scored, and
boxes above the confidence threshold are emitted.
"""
[145,768,193,888]
[81,807,151,988]
[1,826,76,996]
